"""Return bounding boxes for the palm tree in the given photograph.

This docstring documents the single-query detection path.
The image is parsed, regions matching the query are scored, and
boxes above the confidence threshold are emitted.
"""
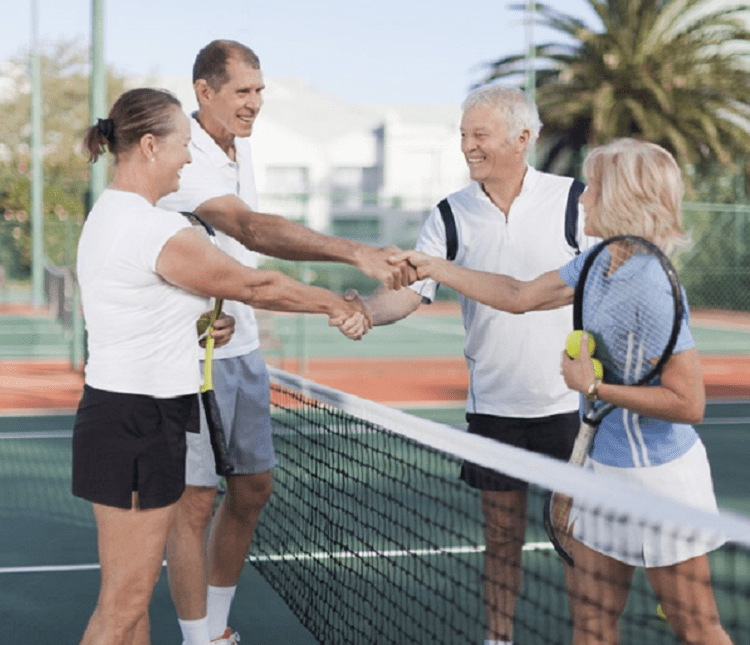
[480,0,750,183]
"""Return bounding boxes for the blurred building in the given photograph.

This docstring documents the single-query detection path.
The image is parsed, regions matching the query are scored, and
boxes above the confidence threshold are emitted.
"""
[144,76,468,247]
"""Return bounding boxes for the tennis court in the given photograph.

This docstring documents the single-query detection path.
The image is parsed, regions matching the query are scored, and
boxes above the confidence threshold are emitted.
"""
[2,397,750,643]
[2,304,750,643]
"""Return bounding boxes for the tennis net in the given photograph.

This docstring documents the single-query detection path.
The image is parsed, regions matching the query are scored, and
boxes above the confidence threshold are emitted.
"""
[250,367,750,645]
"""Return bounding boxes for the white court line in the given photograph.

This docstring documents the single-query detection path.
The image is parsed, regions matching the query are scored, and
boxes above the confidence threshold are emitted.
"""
[0,543,553,575]
[0,430,72,439]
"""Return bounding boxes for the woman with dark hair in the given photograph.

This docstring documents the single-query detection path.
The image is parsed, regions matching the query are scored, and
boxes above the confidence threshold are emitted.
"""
[75,88,369,645]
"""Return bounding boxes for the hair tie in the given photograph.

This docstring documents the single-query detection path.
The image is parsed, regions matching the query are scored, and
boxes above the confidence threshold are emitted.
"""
[96,118,115,145]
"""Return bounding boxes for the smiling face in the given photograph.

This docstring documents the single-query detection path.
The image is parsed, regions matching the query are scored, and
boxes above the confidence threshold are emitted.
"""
[197,56,265,147]
[460,104,529,188]
[153,108,192,199]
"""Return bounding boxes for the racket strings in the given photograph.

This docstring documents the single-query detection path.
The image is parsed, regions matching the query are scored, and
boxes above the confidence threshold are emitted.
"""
[583,245,679,387]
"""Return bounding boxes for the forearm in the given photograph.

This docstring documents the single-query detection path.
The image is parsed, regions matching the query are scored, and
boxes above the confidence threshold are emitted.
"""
[422,259,570,313]
[577,350,705,425]
[595,381,704,425]
[362,285,422,325]
[197,199,363,263]
[229,270,342,316]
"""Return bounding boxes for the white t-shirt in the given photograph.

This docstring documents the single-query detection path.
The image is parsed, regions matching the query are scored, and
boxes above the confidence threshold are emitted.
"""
[77,189,205,396]
[412,167,596,418]
[158,114,260,360]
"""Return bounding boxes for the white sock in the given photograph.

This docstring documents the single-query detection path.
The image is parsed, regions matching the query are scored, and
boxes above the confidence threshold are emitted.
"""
[178,616,211,645]
[484,640,513,645]
[207,584,237,639]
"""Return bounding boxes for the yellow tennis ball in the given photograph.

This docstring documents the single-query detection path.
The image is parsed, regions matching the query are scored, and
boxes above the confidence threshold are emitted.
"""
[566,330,595,359]
[591,358,603,380]
[656,603,668,622]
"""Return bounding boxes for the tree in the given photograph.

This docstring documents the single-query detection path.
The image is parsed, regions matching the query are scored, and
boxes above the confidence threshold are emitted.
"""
[0,40,126,276]
[480,0,750,187]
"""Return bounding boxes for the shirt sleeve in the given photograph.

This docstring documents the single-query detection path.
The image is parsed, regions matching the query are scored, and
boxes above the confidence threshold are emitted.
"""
[410,206,450,302]
[558,245,595,288]
[138,209,194,272]
[674,290,696,353]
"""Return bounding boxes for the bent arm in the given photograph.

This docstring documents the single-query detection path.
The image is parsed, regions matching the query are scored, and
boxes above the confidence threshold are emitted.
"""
[156,228,363,322]
[194,194,411,289]
[563,343,705,425]
[393,250,573,313]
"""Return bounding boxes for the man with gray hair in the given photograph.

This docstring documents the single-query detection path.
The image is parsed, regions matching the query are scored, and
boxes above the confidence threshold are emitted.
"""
[355,86,595,645]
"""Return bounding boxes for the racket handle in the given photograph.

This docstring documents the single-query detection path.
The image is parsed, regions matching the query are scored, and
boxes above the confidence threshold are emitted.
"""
[202,390,234,476]
[569,423,596,466]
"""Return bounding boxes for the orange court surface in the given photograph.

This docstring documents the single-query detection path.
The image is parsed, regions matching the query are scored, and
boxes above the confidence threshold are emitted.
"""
[2,318,750,413]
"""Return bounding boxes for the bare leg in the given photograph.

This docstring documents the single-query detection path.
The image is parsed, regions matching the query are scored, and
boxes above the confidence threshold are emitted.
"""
[166,485,218,620]
[481,489,527,642]
[647,554,734,645]
[207,471,273,587]
[566,538,634,645]
[79,494,175,645]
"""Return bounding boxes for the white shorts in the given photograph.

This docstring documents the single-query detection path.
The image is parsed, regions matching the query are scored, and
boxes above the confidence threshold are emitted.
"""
[570,440,725,567]
[187,349,276,487]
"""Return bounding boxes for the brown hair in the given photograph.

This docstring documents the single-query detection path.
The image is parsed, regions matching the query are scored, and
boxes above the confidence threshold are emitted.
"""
[193,40,260,90]
[83,88,182,162]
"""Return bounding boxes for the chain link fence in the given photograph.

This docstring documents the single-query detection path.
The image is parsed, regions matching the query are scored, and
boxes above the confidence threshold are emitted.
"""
[2,201,750,317]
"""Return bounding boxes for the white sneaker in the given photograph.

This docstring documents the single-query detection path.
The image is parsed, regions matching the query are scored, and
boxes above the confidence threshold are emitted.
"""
[210,628,240,644]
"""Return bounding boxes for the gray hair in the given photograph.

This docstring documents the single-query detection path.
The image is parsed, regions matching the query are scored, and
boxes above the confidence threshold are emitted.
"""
[462,86,542,144]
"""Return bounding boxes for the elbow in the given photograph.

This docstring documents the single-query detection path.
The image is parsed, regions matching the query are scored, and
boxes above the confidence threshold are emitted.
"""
[236,215,261,252]
[677,395,705,426]
[684,401,705,426]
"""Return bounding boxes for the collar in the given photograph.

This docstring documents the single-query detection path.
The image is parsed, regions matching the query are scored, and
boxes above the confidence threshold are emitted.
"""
[471,164,539,207]
[190,112,237,168]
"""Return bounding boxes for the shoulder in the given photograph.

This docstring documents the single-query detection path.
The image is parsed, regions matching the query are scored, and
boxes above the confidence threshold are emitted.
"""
[534,170,575,199]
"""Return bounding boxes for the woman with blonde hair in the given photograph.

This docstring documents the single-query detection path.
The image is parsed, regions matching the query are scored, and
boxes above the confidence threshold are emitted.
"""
[393,138,733,645]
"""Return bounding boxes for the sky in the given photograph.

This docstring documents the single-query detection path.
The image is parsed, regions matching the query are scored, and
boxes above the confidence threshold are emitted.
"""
[2,0,599,107]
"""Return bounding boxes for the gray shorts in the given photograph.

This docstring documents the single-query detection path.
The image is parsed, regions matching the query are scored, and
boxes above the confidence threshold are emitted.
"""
[187,349,276,487]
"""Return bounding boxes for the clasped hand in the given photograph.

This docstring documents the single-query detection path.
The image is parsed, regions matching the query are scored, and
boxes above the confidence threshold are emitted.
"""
[197,310,236,348]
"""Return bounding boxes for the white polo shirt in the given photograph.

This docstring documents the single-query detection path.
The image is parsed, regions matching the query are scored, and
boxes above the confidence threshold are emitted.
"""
[413,167,595,418]
[77,189,205,396]
[158,114,260,360]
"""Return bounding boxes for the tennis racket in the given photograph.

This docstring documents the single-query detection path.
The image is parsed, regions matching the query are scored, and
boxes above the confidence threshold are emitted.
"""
[544,235,684,566]
[183,212,234,477]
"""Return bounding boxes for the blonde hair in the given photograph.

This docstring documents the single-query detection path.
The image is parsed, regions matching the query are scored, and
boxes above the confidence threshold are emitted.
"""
[582,138,689,255]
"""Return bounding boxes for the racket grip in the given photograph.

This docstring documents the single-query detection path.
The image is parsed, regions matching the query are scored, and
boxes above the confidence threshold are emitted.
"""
[569,423,596,466]
[201,390,234,477]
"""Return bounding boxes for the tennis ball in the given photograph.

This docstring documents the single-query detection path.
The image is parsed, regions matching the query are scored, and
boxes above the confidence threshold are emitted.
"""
[656,603,668,622]
[591,358,604,380]
[566,330,595,359]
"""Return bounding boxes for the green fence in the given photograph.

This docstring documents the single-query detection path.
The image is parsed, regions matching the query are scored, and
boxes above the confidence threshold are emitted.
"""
[2,202,750,315]
[680,204,750,311]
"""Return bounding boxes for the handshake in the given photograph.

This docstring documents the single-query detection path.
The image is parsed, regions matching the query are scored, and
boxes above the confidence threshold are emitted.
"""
[328,246,433,341]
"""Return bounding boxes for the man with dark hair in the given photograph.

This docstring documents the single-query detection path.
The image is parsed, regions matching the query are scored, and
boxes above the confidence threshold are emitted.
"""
[158,39,410,645]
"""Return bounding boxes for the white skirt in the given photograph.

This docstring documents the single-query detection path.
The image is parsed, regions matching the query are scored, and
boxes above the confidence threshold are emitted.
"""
[569,440,726,567]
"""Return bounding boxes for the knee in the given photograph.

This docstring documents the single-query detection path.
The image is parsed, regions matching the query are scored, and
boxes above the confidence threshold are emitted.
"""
[483,513,525,554]
[571,604,620,644]
[176,486,219,533]
[226,474,273,519]
[666,610,726,645]
[94,587,151,640]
